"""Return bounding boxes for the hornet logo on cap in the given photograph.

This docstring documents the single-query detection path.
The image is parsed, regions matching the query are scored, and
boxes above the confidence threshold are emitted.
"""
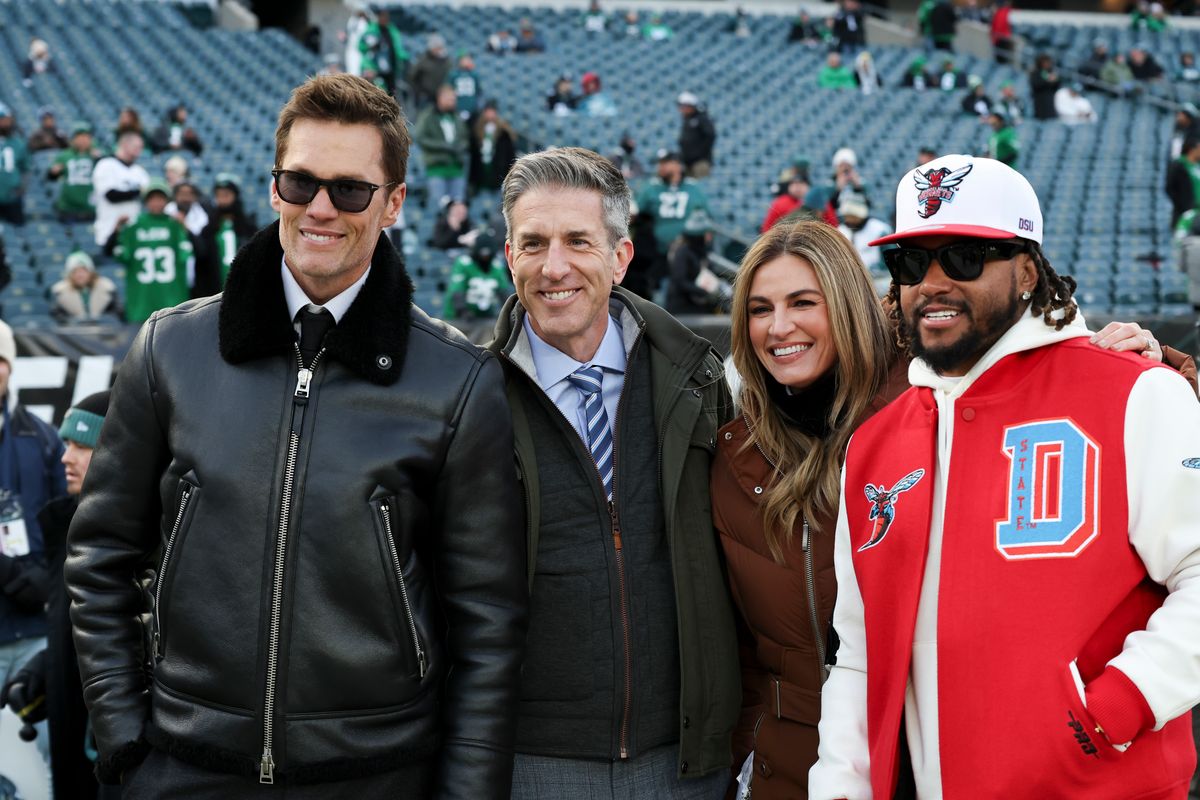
[913,163,973,219]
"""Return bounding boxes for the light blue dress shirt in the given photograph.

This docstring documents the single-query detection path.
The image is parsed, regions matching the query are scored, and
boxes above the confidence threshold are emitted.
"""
[522,313,627,446]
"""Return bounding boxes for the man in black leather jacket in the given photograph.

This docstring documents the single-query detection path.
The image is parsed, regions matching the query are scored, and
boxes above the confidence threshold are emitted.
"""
[64,74,527,799]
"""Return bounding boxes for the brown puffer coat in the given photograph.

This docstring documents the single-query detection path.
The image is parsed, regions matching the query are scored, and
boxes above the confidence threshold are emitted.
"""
[709,360,908,800]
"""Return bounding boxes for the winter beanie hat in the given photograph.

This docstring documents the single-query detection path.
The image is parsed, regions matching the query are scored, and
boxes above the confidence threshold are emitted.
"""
[58,390,110,449]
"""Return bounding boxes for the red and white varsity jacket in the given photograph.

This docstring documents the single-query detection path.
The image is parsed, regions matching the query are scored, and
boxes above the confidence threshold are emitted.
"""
[810,314,1200,799]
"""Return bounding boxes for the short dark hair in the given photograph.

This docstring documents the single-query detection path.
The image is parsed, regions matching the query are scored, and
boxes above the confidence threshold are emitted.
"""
[275,74,410,189]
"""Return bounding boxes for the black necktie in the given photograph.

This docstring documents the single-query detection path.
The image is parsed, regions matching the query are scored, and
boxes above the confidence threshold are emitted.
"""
[297,306,335,367]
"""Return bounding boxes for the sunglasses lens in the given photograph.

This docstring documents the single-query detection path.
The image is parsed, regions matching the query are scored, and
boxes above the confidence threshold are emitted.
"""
[276,172,318,204]
[884,248,929,285]
[329,181,373,213]
[939,243,985,281]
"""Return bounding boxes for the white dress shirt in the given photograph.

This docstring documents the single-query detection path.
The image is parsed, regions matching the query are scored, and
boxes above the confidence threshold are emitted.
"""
[281,258,370,332]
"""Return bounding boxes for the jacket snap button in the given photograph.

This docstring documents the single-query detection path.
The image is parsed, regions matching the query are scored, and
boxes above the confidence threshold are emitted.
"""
[682,715,691,728]
[376,354,393,370]
[759,761,772,777]
[680,761,689,774]
[692,389,702,398]
[724,431,732,440]
[962,407,976,421]
[704,368,713,379]
[754,486,763,494]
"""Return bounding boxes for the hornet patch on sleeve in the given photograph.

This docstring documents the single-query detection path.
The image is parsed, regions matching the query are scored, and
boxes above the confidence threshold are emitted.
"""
[859,469,926,552]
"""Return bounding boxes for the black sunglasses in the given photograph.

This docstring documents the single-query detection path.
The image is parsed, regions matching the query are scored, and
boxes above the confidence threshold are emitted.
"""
[271,169,396,213]
[882,240,1026,286]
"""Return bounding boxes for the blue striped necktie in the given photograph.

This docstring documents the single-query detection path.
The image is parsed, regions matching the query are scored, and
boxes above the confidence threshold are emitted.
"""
[568,365,614,500]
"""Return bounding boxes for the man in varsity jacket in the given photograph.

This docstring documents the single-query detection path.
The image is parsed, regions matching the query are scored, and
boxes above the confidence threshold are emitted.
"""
[810,155,1200,799]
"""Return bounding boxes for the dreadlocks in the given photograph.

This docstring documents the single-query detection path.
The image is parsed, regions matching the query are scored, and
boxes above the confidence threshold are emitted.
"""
[1025,244,1078,330]
[886,241,1078,357]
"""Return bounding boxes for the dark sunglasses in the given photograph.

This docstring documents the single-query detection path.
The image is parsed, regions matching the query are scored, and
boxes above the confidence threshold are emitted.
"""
[271,169,396,213]
[882,240,1026,285]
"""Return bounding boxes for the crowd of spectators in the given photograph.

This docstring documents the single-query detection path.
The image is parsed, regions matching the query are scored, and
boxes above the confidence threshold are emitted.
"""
[0,83,268,329]
[2,0,1198,335]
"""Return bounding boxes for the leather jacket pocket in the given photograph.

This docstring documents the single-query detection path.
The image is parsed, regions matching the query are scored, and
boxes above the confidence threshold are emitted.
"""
[153,474,201,660]
[371,495,429,681]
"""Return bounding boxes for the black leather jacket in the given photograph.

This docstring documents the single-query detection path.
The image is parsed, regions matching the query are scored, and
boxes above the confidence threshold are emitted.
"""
[65,223,527,795]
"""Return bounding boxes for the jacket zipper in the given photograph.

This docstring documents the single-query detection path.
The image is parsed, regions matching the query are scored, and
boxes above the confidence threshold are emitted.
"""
[609,499,633,759]
[745,416,828,679]
[379,501,427,678]
[260,344,324,785]
[800,516,828,680]
[153,486,192,659]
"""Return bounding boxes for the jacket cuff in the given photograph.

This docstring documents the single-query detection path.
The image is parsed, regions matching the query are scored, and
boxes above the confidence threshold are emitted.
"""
[95,737,151,785]
[1084,666,1155,747]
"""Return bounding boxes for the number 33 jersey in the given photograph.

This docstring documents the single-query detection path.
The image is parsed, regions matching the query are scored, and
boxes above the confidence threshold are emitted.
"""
[116,211,194,323]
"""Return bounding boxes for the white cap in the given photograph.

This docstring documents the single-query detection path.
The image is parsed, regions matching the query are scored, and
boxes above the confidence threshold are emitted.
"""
[65,250,95,274]
[839,196,869,220]
[0,320,16,369]
[869,154,1042,246]
[832,147,857,168]
[677,91,699,106]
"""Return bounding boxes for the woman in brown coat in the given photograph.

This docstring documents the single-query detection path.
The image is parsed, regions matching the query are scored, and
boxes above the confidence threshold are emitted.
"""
[711,221,903,800]
[710,220,1197,799]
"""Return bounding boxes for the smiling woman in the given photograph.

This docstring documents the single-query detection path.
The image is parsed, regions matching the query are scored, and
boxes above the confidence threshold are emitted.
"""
[709,220,907,799]
[745,254,838,392]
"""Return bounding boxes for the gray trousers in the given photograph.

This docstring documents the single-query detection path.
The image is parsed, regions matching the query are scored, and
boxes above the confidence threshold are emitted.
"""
[512,743,729,800]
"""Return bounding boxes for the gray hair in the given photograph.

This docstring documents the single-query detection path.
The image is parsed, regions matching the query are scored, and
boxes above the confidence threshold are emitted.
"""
[502,147,631,248]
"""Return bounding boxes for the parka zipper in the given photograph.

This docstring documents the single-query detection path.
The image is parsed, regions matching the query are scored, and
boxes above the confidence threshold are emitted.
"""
[379,501,427,678]
[153,486,192,659]
[744,416,828,680]
[260,344,324,785]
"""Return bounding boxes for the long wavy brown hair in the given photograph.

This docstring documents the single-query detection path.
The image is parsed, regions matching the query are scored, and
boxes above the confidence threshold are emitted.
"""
[730,220,897,562]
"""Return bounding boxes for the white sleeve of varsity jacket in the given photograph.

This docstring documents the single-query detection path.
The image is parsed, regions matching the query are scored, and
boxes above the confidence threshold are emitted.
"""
[808,462,874,800]
[1112,367,1200,729]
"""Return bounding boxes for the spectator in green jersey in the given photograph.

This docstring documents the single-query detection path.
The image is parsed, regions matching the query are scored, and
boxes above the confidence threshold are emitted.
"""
[48,122,102,223]
[111,179,194,323]
[0,104,30,226]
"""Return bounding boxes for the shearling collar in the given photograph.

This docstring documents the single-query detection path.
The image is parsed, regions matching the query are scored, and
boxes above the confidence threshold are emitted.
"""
[218,221,414,385]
